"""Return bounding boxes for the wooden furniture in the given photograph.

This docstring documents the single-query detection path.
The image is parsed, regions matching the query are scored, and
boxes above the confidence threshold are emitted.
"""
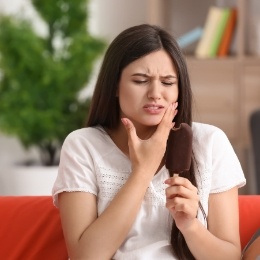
[146,0,260,194]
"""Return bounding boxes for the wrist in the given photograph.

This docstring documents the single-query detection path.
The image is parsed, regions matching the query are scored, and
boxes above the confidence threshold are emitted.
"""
[179,218,201,237]
[130,167,154,186]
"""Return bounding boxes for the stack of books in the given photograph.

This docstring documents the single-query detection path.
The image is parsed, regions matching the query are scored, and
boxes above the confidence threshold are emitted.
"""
[195,6,237,58]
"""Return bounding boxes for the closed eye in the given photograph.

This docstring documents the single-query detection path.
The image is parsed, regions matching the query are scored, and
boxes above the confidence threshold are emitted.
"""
[133,80,147,84]
[162,82,175,86]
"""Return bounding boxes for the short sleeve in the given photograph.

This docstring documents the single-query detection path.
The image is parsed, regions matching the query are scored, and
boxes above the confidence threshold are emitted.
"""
[210,128,246,193]
[52,130,98,207]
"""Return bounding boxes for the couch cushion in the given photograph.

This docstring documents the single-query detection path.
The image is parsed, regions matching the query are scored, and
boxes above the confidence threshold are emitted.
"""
[239,195,260,250]
[0,195,260,258]
[241,229,260,259]
[0,196,67,260]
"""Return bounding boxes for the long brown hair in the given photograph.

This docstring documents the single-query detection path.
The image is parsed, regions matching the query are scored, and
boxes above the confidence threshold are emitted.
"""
[87,24,197,259]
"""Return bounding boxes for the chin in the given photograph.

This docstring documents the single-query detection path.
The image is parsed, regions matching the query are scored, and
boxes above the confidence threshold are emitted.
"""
[143,120,161,126]
[129,115,162,128]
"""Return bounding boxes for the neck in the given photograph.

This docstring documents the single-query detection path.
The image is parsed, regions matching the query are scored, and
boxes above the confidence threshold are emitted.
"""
[105,123,165,175]
[105,122,157,156]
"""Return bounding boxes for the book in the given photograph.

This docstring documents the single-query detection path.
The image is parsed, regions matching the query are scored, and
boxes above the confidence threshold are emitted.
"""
[195,6,224,58]
[208,8,230,58]
[217,8,237,57]
[177,27,203,49]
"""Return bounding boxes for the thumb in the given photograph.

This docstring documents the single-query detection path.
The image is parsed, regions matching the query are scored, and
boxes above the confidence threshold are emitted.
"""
[121,118,138,145]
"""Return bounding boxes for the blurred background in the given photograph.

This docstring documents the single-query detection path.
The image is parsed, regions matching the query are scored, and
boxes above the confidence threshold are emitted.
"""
[0,0,259,195]
[0,0,148,166]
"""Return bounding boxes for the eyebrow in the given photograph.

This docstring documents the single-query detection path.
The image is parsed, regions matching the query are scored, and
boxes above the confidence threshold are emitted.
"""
[131,73,177,79]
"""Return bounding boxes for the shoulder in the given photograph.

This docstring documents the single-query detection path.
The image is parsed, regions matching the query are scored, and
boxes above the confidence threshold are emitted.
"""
[191,122,232,159]
[192,122,228,145]
[61,126,109,153]
[66,126,106,140]
[192,122,226,137]
[191,123,245,194]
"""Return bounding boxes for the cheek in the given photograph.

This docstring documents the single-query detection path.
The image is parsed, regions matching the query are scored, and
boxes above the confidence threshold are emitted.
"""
[119,95,131,111]
[118,81,141,103]
[118,84,137,113]
[166,87,179,102]
[120,86,133,99]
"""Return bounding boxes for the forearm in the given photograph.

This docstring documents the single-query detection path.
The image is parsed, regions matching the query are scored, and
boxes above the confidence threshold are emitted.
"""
[74,172,151,259]
[182,220,241,260]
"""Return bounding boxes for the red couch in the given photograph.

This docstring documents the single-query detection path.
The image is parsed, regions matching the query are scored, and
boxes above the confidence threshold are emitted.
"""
[0,195,259,259]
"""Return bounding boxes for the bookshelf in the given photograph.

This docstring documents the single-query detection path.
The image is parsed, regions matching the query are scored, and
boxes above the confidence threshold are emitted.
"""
[146,0,260,194]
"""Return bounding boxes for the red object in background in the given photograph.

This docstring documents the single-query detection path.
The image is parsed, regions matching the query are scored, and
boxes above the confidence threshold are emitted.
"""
[0,196,68,260]
[239,195,260,249]
[0,195,259,259]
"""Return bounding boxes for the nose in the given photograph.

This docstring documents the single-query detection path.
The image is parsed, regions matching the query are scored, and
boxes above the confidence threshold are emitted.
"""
[147,81,161,100]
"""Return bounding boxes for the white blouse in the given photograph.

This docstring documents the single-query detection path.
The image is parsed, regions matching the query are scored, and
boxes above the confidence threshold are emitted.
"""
[52,122,246,259]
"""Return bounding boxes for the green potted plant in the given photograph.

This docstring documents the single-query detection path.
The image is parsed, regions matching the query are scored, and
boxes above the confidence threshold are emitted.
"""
[0,0,106,167]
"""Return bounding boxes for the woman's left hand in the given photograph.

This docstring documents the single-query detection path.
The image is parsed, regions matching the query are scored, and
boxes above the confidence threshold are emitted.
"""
[165,175,200,232]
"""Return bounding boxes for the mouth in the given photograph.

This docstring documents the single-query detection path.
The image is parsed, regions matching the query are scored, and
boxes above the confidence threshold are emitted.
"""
[143,104,164,114]
[143,104,164,110]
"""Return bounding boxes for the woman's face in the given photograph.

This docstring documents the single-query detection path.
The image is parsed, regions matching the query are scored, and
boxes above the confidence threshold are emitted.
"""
[118,49,178,132]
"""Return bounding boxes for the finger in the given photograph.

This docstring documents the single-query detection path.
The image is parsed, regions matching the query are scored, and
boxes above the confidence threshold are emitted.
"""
[166,201,194,218]
[153,104,175,140]
[165,185,199,201]
[121,118,138,145]
[166,197,198,215]
[162,103,176,125]
[167,195,199,206]
[164,176,198,193]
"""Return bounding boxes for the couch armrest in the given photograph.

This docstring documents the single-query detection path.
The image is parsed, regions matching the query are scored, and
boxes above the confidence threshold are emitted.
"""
[0,196,67,259]
[239,195,260,249]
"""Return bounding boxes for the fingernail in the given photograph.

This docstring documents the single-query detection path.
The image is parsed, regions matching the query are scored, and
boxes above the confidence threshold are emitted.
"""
[164,178,170,184]
[121,118,128,126]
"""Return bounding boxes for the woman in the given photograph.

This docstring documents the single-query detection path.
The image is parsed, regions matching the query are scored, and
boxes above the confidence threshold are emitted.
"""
[52,24,246,259]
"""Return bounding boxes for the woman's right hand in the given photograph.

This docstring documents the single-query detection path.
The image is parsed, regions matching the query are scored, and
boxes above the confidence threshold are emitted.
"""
[121,103,177,179]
